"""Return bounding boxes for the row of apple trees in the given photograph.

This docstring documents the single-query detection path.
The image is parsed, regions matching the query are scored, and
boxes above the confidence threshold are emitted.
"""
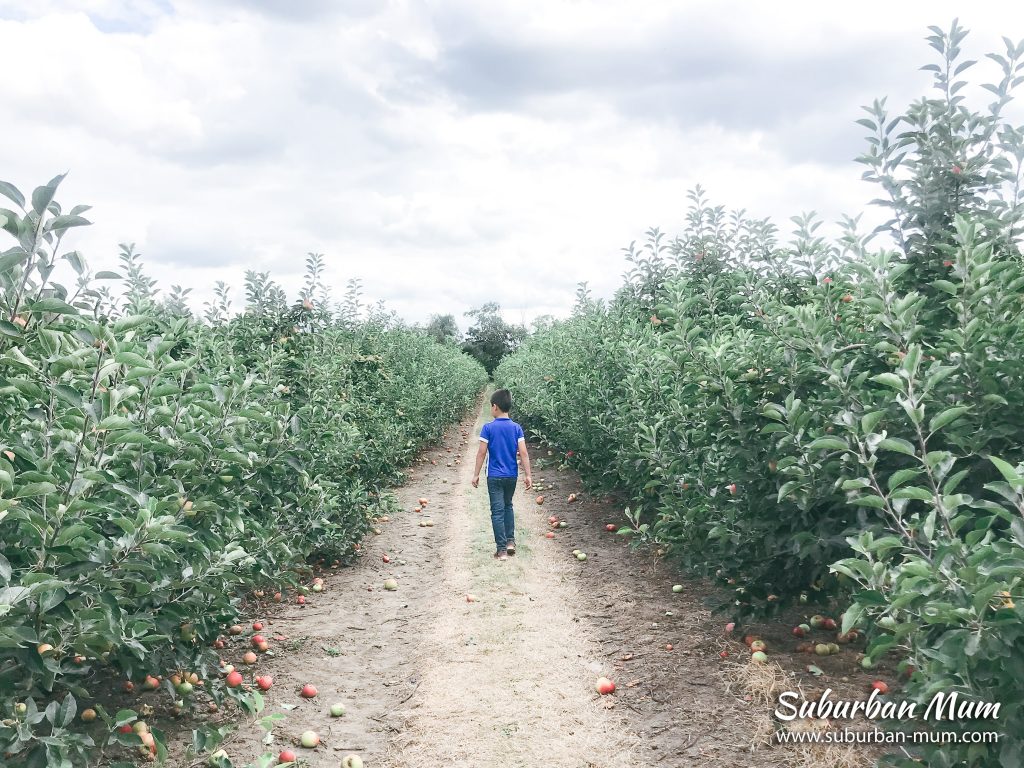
[0,180,487,766]
[497,24,1024,768]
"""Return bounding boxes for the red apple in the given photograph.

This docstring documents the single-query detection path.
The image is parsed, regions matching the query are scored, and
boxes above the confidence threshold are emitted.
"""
[256,675,273,691]
[279,749,297,763]
[871,680,889,694]
[595,677,615,695]
[226,671,243,688]
[253,622,264,631]
[605,524,616,532]
[301,684,318,698]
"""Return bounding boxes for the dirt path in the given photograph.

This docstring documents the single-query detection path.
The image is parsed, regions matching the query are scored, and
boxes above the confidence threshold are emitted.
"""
[195,392,798,767]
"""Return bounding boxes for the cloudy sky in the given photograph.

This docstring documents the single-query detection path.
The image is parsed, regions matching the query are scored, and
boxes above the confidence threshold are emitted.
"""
[2,1,1022,330]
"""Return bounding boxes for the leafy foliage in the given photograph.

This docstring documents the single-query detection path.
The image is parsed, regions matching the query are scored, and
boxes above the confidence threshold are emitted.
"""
[497,23,1024,767]
[0,179,486,767]
[461,302,527,375]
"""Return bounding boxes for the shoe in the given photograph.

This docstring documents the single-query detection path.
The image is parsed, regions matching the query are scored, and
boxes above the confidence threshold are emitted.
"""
[493,550,508,561]
[506,539,516,555]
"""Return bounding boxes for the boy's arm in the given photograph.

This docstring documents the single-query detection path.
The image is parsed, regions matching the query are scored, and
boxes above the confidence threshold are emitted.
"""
[517,439,533,490]
[472,441,487,488]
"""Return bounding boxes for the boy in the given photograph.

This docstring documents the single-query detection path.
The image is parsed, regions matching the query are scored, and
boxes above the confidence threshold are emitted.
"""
[471,389,532,560]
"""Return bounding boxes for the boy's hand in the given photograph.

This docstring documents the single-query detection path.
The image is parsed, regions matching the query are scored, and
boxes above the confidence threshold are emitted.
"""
[524,474,533,491]
[471,475,479,488]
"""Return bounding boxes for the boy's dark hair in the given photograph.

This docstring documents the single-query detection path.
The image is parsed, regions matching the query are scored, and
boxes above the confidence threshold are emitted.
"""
[491,389,512,413]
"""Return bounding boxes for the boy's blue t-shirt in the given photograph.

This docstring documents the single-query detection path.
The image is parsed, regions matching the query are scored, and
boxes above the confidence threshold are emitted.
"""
[479,417,524,477]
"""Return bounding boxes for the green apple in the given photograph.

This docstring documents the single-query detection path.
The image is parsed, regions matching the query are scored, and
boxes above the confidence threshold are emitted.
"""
[300,730,320,748]
[330,703,346,717]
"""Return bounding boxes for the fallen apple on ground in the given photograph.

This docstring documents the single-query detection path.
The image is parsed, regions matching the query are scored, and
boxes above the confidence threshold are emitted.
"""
[595,677,615,695]
[300,730,319,748]
[672,584,683,593]
[342,755,364,768]
[301,684,318,698]
[278,749,297,764]
[330,702,346,717]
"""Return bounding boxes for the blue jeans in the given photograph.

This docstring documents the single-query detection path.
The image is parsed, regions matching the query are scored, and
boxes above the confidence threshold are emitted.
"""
[486,476,517,551]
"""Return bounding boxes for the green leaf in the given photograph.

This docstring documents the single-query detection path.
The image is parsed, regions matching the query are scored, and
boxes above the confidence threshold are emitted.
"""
[928,406,970,434]
[0,320,23,338]
[891,486,933,501]
[887,468,923,490]
[113,315,150,332]
[53,384,83,409]
[94,271,122,280]
[842,603,865,634]
[0,248,29,274]
[16,482,58,498]
[990,456,1023,488]
[878,438,916,456]
[807,436,848,452]
[47,214,91,232]
[861,410,885,434]
[871,372,906,392]
[851,494,886,509]
[30,298,78,315]
[31,173,66,215]
[0,179,26,209]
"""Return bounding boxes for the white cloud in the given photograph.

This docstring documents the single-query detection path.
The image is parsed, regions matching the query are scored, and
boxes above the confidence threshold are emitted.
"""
[1,1,1023,331]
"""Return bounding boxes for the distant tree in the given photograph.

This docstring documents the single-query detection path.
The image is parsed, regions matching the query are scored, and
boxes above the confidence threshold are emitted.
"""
[461,302,526,375]
[530,314,556,333]
[426,313,460,344]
